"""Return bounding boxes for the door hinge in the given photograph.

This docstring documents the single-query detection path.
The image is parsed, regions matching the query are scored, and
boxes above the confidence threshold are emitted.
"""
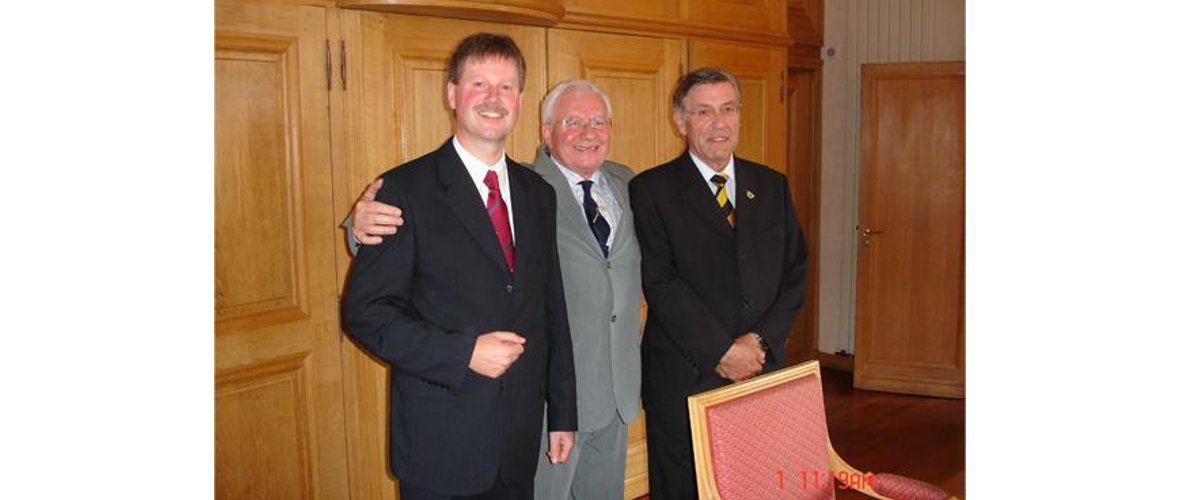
[339,40,347,91]
[325,39,332,90]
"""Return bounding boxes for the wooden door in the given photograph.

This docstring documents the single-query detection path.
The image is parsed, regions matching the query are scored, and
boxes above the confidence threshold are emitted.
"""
[547,28,685,499]
[214,1,350,498]
[688,41,787,175]
[331,13,548,498]
[854,62,965,398]
[547,29,685,172]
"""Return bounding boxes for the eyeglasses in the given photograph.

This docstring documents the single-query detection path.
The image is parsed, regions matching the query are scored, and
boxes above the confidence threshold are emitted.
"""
[684,104,741,120]
[559,116,612,130]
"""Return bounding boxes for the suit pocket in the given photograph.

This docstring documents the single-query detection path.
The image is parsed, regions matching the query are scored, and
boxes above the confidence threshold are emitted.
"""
[398,373,458,402]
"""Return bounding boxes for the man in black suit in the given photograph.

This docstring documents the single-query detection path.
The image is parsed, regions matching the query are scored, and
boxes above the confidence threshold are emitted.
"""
[629,67,809,499]
[343,33,576,500]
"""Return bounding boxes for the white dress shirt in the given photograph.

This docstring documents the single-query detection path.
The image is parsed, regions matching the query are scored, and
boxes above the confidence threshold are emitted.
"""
[688,151,736,204]
[553,156,621,250]
[453,137,514,242]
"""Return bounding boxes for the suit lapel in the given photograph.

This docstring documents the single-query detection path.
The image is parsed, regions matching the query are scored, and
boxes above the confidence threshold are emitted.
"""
[600,163,635,255]
[435,141,511,275]
[507,160,536,278]
[672,152,735,238]
[534,149,608,259]
[734,158,762,255]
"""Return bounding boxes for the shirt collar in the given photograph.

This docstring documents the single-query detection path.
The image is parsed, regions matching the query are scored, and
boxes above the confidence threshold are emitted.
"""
[548,149,604,189]
[453,136,507,178]
[688,150,735,184]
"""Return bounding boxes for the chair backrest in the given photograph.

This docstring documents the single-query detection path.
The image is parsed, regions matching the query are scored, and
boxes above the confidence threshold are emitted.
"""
[688,360,835,500]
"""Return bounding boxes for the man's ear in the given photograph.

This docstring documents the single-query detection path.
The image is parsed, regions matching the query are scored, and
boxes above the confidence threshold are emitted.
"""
[541,123,553,150]
[673,110,688,136]
[446,81,457,110]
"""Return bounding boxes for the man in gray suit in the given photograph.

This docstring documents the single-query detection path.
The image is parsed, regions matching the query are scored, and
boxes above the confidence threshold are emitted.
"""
[347,80,642,500]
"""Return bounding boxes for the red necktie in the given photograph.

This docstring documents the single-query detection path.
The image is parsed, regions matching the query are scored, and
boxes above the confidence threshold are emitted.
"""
[484,170,515,273]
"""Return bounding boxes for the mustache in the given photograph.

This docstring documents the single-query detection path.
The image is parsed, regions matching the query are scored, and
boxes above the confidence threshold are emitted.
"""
[474,102,509,115]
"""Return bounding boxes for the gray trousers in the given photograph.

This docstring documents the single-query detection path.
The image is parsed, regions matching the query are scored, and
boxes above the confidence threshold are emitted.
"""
[533,415,628,500]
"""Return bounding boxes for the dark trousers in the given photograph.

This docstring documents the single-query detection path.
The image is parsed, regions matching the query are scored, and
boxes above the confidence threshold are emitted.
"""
[644,399,700,500]
[398,475,534,500]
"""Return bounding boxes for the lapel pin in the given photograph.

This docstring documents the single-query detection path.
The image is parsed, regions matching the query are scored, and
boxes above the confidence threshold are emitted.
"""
[746,190,755,200]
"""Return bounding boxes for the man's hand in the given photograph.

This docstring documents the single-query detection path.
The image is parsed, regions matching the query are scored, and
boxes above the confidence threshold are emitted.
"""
[546,431,575,465]
[468,331,526,379]
[715,333,766,382]
[352,178,404,245]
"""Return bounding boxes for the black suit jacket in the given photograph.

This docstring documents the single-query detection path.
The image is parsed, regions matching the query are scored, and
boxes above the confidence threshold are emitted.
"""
[343,140,577,495]
[630,151,808,404]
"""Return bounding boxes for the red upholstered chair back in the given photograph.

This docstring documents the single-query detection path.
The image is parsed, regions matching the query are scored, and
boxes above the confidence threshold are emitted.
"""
[688,361,835,500]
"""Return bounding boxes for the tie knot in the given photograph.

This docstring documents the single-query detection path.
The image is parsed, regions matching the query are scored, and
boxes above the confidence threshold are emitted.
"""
[711,174,728,187]
[578,179,594,194]
[484,170,500,191]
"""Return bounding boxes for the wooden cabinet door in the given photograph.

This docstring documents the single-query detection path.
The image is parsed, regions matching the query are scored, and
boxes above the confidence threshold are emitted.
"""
[854,62,965,398]
[214,1,349,498]
[547,29,686,172]
[688,41,787,175]
[331,13,548,498]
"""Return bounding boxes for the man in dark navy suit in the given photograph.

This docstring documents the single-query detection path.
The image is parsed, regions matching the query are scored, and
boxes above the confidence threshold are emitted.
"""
[629,67,809,499]
[343,33,576,500]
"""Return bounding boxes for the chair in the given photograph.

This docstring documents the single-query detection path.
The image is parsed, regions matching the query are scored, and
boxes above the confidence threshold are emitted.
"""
[687,360,956,500]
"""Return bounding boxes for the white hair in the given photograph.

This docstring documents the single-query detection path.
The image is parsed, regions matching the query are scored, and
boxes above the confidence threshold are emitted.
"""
[540,79,613,124]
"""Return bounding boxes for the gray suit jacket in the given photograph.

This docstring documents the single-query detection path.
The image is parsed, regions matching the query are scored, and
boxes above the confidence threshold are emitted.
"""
[533,146,642,432]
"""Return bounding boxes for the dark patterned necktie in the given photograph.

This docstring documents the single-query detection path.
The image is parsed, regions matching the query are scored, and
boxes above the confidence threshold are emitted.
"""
[578,180,611,258]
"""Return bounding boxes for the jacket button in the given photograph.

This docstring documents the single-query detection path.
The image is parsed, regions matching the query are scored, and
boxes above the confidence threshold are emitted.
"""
[506,284,515,294]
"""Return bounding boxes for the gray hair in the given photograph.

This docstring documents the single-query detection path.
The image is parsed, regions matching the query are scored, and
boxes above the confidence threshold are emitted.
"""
[672,67,742,111]
[541,79,613,124]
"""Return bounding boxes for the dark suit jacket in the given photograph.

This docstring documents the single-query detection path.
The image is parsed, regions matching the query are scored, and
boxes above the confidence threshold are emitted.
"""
[629,151,808,407]
[343,140,577,495]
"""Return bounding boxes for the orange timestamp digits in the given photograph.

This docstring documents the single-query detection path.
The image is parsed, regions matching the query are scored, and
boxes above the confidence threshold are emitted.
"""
[777,468,877,490]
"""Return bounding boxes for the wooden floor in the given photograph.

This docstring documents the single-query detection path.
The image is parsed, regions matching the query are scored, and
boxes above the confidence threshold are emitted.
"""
[821,367,965,499]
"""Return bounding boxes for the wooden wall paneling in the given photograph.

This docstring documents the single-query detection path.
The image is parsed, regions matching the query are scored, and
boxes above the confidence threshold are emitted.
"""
[330,9,400,500]
[337,0,567,26]
[371,15,546,166]
[214,1,350,498]
[559,0,679,23]
[785,0,823,366]
[546,28,685,172]
[681,0,786,37]
[787,0,823,69]
[785,68,820,365]
[556,1,787,48]
[853,62,964,398]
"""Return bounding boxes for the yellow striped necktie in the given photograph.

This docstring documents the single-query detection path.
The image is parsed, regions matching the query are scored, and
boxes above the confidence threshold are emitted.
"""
[711,174,735,227]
